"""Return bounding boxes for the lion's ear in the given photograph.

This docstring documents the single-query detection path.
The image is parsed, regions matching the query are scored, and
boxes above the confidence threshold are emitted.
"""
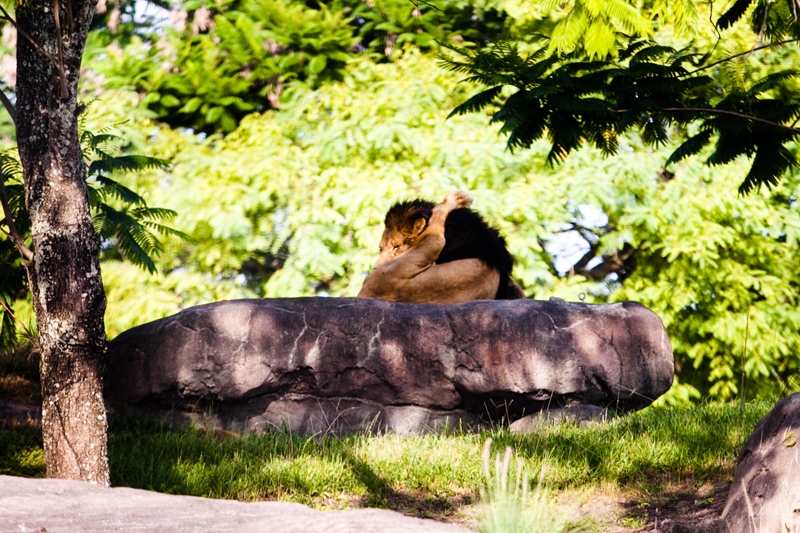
[400,217,426,237]
[409,217,426,237]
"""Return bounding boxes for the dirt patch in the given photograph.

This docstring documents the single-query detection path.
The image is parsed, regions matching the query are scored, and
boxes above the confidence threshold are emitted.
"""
[552,479,731,532]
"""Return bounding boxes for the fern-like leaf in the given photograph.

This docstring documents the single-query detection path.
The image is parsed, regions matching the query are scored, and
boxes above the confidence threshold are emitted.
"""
[88,155,170,175]
[717,0,753,30]
[739,144,798,194]
[447,86,503,118]
[92,176,147,206]
[604,0,650,35]
[665,128,714,166]
[548,6,589,57]
[631,45,677,64]
[747,70,799,96]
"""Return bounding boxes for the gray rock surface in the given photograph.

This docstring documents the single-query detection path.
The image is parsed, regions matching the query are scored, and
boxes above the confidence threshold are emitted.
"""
[721,392,800,533]
[0,475,468,533]
[105,297,673,434]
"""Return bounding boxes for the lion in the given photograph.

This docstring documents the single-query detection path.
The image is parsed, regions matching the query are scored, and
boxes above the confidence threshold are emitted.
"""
[357,190,525,304]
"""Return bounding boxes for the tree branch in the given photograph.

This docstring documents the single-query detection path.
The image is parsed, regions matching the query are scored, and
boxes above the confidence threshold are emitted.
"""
[685,39,800,76]
[53,0,69,99]
[412,0,445,13]
[63,0,74,31]
[0,5,68,99]
[758,0,774,44]
[0,88,16,127]
[612,107,800,135]
[0,171,33,265]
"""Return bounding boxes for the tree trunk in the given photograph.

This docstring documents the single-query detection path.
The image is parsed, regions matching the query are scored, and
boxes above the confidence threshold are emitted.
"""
[16,1,109,484]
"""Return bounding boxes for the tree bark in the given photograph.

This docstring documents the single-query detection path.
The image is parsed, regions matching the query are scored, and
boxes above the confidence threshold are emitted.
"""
[16,1,109,484]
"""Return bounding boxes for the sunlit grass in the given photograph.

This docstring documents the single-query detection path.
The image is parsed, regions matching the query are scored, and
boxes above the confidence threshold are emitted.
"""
[103,399,771,504]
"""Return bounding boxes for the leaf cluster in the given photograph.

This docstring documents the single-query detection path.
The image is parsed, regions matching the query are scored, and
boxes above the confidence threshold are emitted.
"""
[533,0,699,59]
[90,0,358,134]
[84,0,517,135]
[443,39,800,193]
[539,0,651,59]
[329,0,508,56]
[717,0,800,42]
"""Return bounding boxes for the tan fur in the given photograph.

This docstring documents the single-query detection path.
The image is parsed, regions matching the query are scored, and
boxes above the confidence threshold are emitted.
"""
[358,190,501,304]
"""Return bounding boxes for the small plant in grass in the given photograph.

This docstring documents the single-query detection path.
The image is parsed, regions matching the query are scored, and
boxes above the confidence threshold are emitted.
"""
[477,437,572,533]
[620,512,647,528]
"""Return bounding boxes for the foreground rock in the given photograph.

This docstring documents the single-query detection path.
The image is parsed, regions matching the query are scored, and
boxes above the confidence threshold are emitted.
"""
[0,475,467,533]
[106,298,673,434]
[721,392,800,533]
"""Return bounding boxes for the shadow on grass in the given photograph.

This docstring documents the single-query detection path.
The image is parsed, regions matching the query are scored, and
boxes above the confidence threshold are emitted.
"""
[615,478,731,529]
[107,415,472,520]
[491,399,773,489]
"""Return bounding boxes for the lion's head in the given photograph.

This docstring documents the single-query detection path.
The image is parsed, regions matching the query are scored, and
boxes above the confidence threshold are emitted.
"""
[374,200,434,267]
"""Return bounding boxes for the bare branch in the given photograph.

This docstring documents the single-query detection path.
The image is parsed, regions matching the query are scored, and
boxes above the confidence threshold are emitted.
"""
[685,39,800,76]
[758,0,773,44]
[612,107,800,135]
[0,89,16,127]
[53,0,69,99]
[412,0,445,12]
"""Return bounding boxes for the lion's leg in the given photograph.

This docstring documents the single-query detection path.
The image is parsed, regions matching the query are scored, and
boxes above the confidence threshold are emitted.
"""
[427,190,474,236]
[406,190,473,266]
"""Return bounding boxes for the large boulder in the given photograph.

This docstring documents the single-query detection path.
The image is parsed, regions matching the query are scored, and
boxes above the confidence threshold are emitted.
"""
[721,392,800,533]
[105,297,674,434]
[0,475,468,533]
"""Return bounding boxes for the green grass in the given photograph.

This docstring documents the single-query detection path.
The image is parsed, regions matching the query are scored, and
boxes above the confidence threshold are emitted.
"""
[0,399,775,514]
[106,419,484,507]
[0,423,45,477]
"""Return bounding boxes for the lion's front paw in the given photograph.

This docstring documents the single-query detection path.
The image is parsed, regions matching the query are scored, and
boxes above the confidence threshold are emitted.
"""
[444,190,474,209]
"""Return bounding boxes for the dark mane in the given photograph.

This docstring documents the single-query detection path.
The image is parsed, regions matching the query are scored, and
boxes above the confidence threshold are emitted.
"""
[384,199,434,229]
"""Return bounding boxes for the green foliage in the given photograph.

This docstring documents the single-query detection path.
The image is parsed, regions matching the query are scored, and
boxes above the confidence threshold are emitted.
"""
[528,134,800,402]
[717,0,800,42]
[0,156,28,348]
[0,117,184,348]
[89,0,359,134]
[608,164,800,399]
[532,0,701,59]
[543,0,651,59]
[84,0,516,135]
[442,39,800,193]
[332,0,508,56]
